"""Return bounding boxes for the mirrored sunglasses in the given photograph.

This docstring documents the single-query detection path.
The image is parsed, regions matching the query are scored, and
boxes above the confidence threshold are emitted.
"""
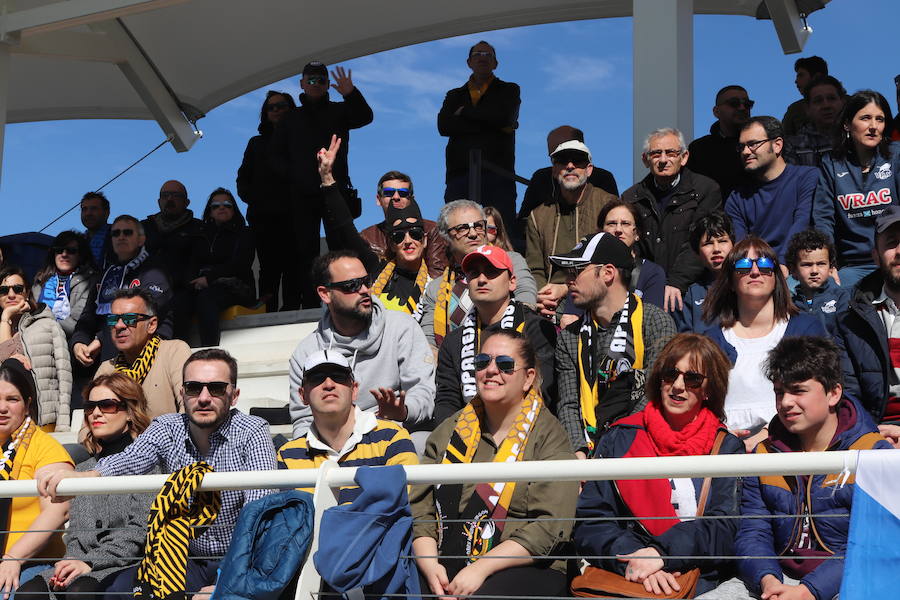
[734,256,776,275]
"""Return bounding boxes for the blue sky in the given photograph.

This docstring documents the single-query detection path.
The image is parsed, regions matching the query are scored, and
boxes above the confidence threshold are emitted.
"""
[1,0,897,238]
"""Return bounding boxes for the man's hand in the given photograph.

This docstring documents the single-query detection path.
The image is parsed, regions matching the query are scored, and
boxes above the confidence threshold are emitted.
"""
[829,267,841,286]
[36,468,98,502]
[330,66,355,96]
[617,547,664,582]
[51,560,91,590]
[641,570,682,596]
[372,387,408,421]
[191,584,215,600]
[878,424,900,448]
[760,574,815,600]
[190,277,209,290]
[418,559,452,600]
[73,340,101,367]
[537,283,567,318]
[447,561,490,599]
[0,556,21,600]
[663,286,683,312]
[317,135,341,186]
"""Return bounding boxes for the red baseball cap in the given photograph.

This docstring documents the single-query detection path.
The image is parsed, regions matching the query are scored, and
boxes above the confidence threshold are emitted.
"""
[461,244,514,273]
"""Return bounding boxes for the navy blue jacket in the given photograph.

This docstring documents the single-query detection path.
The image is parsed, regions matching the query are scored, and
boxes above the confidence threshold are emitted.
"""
[735,398,891,600]
[212,490,314,600]
[813,143,900,267]
[725,163,818,263]
[574,420,743,595]
[702,313,828,364]
[791,278,850,336]
[674,274,715,333]
[834,270,893,423]
[314,466,420,600]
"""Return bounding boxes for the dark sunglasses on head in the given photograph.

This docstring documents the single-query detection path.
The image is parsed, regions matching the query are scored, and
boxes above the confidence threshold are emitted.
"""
[552,153,590,168]
[105,312,151,327]
[210,201,234,209]
[660,367,707,390]
[447,220,486,238]
[183,381,230,398]
[381,187,411,199]
[720,97,755,109]
[0,285,25,295]
[266,101,291,111]
[325,274,372,294]
[734,256,776,275]
[84,398,125,414]
[111,228,134,238]
[53,246,79,256]
[390,227,425,245]
[304,369,354,388]
[474,353,517,374]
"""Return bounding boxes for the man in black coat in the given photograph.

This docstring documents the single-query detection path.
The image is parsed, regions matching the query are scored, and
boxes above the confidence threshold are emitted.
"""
[271,61,374,309]
[687,85,753,198]
[621,127,722,313]
[438,41,520,241]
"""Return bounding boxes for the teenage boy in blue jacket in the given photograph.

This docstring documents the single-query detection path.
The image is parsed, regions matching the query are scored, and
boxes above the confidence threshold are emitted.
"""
[674,212,734,333]
[786,229,850,335]
[735,336,891,600]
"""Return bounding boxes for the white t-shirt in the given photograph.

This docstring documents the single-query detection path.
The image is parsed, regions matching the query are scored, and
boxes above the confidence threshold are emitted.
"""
[722,320,789,431]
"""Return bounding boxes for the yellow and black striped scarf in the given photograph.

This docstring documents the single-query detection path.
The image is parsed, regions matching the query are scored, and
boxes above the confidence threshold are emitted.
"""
[371,259,430,314]
[135,462,220,600]
[0,417,36,551]
[115,335,161,384]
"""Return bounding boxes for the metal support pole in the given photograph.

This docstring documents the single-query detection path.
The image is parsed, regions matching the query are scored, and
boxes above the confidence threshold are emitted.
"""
[0,42,10,190]
[468,148,482,205]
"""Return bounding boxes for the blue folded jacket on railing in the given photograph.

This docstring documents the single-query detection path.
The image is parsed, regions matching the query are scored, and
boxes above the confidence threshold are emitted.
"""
[314,465,421,600]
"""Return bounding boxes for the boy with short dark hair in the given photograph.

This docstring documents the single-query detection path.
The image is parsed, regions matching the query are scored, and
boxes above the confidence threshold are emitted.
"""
[786,229,850,334]
[674,211,734,332]
[735,336,890,600]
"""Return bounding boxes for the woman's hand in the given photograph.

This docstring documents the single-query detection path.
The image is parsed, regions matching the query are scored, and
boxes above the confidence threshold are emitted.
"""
[641,570,682,595]
[447,561,490,598]
[51,559,91,590]
[1,298,28,324]
[0,555,21,599]
[617,546,664,582]
[418,559,452,600]
[742,428,769,453]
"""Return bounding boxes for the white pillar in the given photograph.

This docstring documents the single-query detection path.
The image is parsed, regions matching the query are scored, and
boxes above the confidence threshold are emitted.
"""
[0,42,9,190]
[632,0,693,183]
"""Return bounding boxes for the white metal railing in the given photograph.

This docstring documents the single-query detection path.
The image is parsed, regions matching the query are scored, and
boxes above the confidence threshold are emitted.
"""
[0,449,892,599]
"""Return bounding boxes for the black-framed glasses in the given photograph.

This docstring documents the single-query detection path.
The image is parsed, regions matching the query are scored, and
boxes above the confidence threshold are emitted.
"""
[324,274,372,294]
[645,149,682,159]
[53,246,79,256]
[110,228,134,238]
[210,201,234,209]
[719,98,754,109]
[105,313,151,327]
[660,367,707,390]
[266,101,291,111]
[0,285,25,295]
[183,381,230,398]
[734,256,776,275]
[736,138,776,153]
[447,220,486,238]
[304,370,354,388]
[84,399,126,414]
[380,187,411,199]
[474,353,518,374]
[552,153,590,168]
[390,227,425,245]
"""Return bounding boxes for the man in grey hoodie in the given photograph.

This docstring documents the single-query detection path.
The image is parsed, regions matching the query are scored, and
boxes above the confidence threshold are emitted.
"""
[288,250,435,444]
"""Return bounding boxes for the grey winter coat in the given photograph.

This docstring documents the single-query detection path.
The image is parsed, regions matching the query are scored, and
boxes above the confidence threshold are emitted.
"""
[20,305,73,431]
[32,268,98,338]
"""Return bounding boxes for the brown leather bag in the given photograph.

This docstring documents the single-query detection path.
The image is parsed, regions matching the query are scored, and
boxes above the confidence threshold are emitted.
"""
[570,430,727,599]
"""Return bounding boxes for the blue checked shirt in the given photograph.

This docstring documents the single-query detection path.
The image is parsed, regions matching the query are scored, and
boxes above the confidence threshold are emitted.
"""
[95,410,277,557]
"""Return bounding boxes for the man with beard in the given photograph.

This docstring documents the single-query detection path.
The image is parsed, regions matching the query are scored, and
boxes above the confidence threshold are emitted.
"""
[287,250,435,446]
[551,233,675,457]
[784,75,847,168]
[836,206,900,447]
[725,116,817,266]
[527,140,615,319]
[688,85,754,198]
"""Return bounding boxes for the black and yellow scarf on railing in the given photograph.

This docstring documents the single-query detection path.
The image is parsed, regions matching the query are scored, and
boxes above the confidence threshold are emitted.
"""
[458,300,528,401]
[435,388,542,576]
[0,417,36,552]
[115,335,161,384]
[577,292,645,450]
[371,258,430,315]
[135,462,220,600]
[432,267,469,347]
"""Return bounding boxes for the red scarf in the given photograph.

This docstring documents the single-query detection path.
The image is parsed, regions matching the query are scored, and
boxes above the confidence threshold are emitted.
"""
[612,404,723,536]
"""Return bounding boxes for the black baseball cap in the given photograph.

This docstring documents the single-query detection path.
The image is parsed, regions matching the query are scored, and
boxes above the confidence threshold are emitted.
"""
[875,205,900,236]
[549,232,634,270]
[302,62,328,78]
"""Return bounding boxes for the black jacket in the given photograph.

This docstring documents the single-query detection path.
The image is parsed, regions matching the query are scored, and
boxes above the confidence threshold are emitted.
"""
[835,270,893,423]
[433,304,557,425]
[270,89,374,197]
[518,165,619,221]
[687,122,749,198]
[236,124,293,220]
[141,213,204,287]
[438,77,520,178]
[189,219,256,299]
[622,168,722,291]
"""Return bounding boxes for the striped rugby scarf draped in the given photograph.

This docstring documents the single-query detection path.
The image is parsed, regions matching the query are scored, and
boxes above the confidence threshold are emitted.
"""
[115,335,161,384]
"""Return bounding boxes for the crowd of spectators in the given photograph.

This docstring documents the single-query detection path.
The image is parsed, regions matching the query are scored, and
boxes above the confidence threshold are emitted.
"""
[0,44,895,600]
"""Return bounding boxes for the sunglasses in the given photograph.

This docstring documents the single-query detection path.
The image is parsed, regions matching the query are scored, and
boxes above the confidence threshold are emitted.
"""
[304,369,354,388]
[486,225,498,235]
[390,227,425,245]
[306,76,326,85]
[720,98,755,109]
[266,101,291,111]
[552,153,590,168]
[210,201,234,209]
[84,398,126,414]
[447,220,486,238]
[324,274,372,294]
[381,187,411,199]
[660,367,707,390]
[111,228,134,238]
[734,256,776,275]
[0,285,25,295]
[53,246,79,256]
[105,312,151,327]
[183,381,230,398]
[159,191,187,200]
[474,353,517,374]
